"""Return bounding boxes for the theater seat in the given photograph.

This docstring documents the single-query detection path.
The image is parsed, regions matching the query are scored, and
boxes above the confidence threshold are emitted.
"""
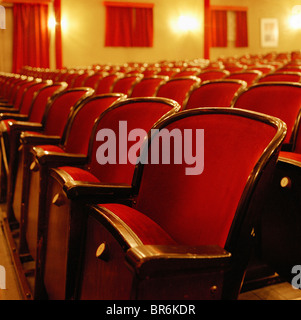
[110,74,143,95]
[129,76,168,98]
[225,70,262,86]
[40,97,180,300]
[183,79,247,110]
[197,70,230,82]
[258,72,301,83]
[0,81,67,202]
[76,108,286,300]
[95,73,121,94]
[253,152,301,284]
[155,76,201,109]
[5,87,94,225]
[233,82,301,151]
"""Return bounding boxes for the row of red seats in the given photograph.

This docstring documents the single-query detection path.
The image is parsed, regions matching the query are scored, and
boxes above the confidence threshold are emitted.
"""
[0,56,301,300]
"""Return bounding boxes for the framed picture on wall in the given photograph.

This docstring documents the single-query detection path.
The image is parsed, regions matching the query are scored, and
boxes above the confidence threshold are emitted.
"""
[261,18,279,47]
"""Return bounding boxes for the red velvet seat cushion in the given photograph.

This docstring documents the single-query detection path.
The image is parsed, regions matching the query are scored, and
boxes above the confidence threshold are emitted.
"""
[279,151,301,163]
[97,203,177,246]
[58,166,100,183]
[37,144,65,153]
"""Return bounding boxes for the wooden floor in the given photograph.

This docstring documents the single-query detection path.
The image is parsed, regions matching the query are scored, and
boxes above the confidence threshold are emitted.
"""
[1,206,301,301]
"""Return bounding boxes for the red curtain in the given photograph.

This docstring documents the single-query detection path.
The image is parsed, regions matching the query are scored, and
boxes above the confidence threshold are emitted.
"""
[13,3,50,73]
[133,8,153,47]
[105,5,153,47]
[54,0,62,69]
[235,11,248,47]
[211,10,227,47]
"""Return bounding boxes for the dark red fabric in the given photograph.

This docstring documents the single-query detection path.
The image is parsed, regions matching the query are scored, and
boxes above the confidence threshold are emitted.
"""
[43,90,89,136]
[185,82,244,109]
[95,75,119,94]
[89,101,173,184]
[234,84,301,144]
[53,0,63,69]
[258,73,301,83]
[204,0,211,59]
[18,82,47,115]
[13,3,50,73]
[235,11,248,47]
[38,144,65,153]
[211,10,227,47]
[198,71,227,81]
[156,78,200,107]
[134,114,277,248]
[130,78,165,98]
[111,76,140,95]
[133,7,153,47]
[58,166,100,183]
[29,84,65,122]
[98,204,176,245]
[105,5,153,47]
[279,151,301,162]
[64,96,122,154]
[226,72,260,86]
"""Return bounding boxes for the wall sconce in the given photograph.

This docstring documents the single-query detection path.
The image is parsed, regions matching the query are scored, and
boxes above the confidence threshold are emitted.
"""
[48,15,68,32]
[48,16,57,30]
[290,5,301,29]
[177,15,200,32]
[171,14,200,33]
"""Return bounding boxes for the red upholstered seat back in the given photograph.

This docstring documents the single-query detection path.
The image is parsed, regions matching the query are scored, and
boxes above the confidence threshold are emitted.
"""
[28,82,67,122]
[12,79,36,110]
[184,80,246,110]
[3,77,25,103]
[82,73,104,90]
[258,72,301,83]
[233,83,301,145]
[88,98,180,184]
[18,81,48,115]
[134,109,283,248]
[95,74,120,94]
[129,76,167,98]
[225,71,262,86]
[155,76,201,108]
[111,75,143,95]
[71,72,90,88]
[42,88,93,136]
[63,94,125,155]
[197,70,229,81]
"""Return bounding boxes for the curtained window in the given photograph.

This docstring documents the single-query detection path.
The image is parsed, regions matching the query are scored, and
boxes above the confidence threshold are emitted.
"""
[210,10,227,47]
[235,11,248,47]
[210,7,248,48]
[104,2,154,47]
[12,3,50,72]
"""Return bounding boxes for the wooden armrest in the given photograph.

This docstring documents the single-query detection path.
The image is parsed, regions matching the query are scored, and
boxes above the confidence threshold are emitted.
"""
[0,113,28,120]
[32,148,88,167]
[126,245,231,277]
[20,131,60,145]
[0,104,14,110]
[63,181,133,201]
[10,121,43,133]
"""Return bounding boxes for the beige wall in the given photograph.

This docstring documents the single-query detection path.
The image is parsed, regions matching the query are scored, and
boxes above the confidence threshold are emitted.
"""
[210,0,301,60]
[59,0,204,68]
[0,4,13,72]
[1,1,301,72]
